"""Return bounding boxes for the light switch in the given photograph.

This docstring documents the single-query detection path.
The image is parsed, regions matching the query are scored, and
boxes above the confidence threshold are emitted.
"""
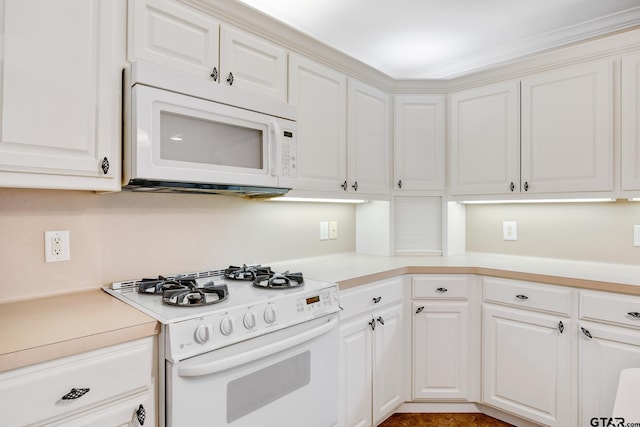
[503,221,517,241]
[320,222,329,240]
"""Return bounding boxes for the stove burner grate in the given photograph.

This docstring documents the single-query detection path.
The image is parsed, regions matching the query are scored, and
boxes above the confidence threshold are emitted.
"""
[162,281,229,307]
[225,264,274,281]
[253,271,304,289]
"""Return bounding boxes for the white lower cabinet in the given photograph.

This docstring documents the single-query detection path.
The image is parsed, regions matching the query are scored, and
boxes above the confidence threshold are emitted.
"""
[0,337,155,427]
[578,290,640,426]
[482,278,573,427]
[411,275,479,401]
[339,277,406,427]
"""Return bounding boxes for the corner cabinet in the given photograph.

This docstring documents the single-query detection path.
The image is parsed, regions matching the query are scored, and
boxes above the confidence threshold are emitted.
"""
[129,0,288,101]
[450,59,613,196]
[482,277,574,427]
[0,0,125,191]
[0,337,156,426]
[393,95,446,192]
[411,275,480,401]
[338,277,406,427]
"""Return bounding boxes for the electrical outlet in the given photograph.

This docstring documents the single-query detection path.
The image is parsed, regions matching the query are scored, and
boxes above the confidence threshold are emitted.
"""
[45,230,70,262]
[319,222,329,240]
[329,221,338,239]
[503,221,517,241]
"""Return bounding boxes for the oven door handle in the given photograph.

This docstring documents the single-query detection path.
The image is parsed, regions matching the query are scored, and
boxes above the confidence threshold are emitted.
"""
[178,316,338,377]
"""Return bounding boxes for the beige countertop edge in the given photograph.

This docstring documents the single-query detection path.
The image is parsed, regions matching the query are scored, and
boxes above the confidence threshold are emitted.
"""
[0,321,159,373]
[337,265,640,296]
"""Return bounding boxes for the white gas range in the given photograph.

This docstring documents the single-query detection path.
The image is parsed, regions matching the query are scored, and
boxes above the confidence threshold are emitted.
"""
[104,264,341,427]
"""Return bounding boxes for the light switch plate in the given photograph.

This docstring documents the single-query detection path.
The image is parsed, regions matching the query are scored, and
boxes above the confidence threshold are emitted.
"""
[503,221,517,241]
[320,222,329,240]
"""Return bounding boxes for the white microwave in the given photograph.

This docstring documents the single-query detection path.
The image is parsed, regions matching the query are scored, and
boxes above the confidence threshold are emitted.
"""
[123,62,297,197]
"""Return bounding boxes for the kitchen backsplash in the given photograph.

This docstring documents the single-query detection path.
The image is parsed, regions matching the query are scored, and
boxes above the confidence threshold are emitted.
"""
[466,200,640,264]
[0,188,355,303]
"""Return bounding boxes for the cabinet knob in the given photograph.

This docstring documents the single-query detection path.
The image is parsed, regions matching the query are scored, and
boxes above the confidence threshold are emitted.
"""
[136,404,146,425]
[524,181,529,191]
[628,312,640,319]
[210,67,218,81]
[415,306,424,314]
[581,327,593,339]
[100,157,109,175]
[510,182,515,192]
[376,316,385,326]
[398,180,403,189]
[61,387,90,400]
[227,72,234,86]
[352,181,358,191]
[436,287,448,293]
[341,180,348,191]
[515,294,529,301]
[558,321,564,334]
[372,296,382,304]
[368,319,376,331]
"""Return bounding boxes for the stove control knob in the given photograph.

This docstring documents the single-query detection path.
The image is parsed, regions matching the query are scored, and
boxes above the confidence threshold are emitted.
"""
[243,312,257,330]
[264,306,278,324]
[194,323,213,344]
[220,316,235,336]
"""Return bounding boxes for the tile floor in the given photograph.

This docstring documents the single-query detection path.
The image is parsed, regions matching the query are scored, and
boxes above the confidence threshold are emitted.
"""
[378,413,514,426]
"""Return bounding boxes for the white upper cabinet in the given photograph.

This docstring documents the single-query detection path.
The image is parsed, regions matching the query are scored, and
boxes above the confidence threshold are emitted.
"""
[521,60,613,193]
[0,0,124,191]
[288,54,347,193]
[621,51,640,191]
[394,95,446,192]
[348,79,390,197]
[449,81,520,195]
[129,0,288,101]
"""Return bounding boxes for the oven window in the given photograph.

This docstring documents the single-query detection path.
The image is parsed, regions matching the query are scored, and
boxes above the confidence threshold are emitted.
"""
[227,351,311,423]
[160,111,263,169]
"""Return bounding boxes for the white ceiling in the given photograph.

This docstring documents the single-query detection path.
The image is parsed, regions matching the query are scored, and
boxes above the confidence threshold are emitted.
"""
[234,0,640,79]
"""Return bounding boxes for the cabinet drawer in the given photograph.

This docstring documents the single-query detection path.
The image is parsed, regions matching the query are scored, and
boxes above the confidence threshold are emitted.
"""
[580,290,640,328]
[483,277,573,316]
[340,277,405,319]
[412,274,474,299]
[0,338,153,426]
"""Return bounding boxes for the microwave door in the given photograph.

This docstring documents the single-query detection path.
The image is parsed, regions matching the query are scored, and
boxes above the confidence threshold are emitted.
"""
[132,85,279,188]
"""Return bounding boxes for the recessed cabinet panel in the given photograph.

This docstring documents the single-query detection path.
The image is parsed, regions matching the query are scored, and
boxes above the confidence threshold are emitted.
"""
[621,51,640,191]
[394,95,446,191]
[449,81,520,195]
[129,0,220,79]
[289,54,347,192]
[521,60,613,193]
[220,26,287,101]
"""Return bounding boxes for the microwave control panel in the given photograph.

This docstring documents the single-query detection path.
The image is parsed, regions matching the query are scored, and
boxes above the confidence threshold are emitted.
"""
[280,128,297,178]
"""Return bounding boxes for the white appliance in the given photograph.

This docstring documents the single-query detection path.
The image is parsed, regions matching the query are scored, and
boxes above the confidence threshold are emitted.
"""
[123,62,298,197]
[104,266,340,427]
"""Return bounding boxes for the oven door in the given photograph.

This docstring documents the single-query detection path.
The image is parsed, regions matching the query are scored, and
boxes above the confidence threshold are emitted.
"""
[166,313,339,427]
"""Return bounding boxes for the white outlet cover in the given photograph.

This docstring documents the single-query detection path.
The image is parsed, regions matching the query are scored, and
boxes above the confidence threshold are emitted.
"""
[329,220,338,239]
[503,221,518,241]
[45,230,70,262]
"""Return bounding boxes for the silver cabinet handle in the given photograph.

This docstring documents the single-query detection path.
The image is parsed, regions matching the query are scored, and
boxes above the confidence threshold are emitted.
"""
[377,316,385,326]
[436,287,448,293]
[524,181,529,191]
[372,296,382,304]
[515,294,529,301]
[558,321,564,334]
[415,306,424,314]
[352,181,358,191]
[509,182,515,192]
[581,327,593,339]
[398,180,402,189]
[368,319,376,331]
[100,157,109,174]
[136,404,146,425]
[210,67,218,81]
[628,312,640,319]
[340,180,348,191]
[226,72,234,85]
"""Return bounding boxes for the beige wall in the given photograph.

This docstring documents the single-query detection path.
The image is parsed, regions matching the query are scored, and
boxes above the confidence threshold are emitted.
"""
[465,200,640,264]
[0,188,355,302]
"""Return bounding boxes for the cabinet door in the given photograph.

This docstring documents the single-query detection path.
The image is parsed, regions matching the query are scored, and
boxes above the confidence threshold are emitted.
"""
[339,314,373,427]
[219,25,287,102]
[394,95,446,191]
[449,81,520,195]
[483,305,571,426]
[412,301,471,400]
[348,79,390,197]
[579,321,640,426]
[621,51,640,191]
[128,0,220,80]
[521,60,613,193]
[372,303,404,424]
[289,54,347,193]
[0,0,124,191]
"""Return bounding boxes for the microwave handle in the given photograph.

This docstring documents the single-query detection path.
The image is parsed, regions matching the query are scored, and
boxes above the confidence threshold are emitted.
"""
[269,121,282,177]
